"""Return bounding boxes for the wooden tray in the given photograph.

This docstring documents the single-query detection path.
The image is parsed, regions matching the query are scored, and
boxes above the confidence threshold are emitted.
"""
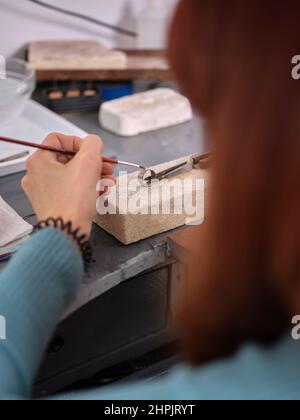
[28,43,173,82]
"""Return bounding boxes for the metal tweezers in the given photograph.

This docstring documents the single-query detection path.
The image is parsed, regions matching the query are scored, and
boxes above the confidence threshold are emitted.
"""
[141,152,212,184]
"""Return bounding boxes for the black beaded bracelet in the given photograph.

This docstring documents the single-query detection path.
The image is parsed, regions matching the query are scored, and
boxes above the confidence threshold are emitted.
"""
[34,217,94,271]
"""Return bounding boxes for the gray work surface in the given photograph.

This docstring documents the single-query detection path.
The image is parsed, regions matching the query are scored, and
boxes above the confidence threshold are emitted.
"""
[0,106,207,393]
[0,109,207,316]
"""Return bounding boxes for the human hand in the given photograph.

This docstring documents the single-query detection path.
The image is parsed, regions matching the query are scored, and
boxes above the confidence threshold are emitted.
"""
[22,133,115,239]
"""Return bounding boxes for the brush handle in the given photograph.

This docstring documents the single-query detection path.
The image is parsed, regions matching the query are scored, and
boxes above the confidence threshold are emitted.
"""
[0,136,118,165]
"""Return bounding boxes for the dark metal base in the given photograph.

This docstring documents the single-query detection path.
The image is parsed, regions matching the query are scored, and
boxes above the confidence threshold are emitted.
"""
[34,262,176,397]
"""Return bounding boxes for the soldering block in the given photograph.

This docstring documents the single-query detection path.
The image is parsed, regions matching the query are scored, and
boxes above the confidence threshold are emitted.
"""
[95,157,207,245]
[99,88,193,136]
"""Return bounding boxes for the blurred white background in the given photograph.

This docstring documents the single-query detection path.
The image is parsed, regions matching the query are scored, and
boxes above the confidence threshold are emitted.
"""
[0,0,178,57]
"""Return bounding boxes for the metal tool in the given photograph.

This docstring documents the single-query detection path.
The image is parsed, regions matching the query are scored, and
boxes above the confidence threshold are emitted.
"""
[141,152,212,184]
[117,160,146,170]
[0,151,30,164]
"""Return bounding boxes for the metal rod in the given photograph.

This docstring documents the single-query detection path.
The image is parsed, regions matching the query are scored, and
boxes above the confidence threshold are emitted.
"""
[117,160,146,170]
[0,151,30,164]
[26,0,137,38]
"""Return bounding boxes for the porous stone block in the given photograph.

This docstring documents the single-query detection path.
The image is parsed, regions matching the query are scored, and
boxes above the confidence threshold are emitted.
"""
[28,40,127,70]
[95,157,208,245]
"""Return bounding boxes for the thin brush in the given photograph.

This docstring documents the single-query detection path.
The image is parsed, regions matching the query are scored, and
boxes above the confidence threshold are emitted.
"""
[0,136,146,170]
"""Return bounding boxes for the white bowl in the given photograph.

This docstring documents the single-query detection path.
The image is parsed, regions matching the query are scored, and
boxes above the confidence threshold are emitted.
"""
[0,58,36,128]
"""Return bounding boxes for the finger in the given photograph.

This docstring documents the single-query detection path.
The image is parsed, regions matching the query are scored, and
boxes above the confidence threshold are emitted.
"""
[73,135,103,163]
[54,133,83,154]
[82,135,103,153]
[21,175,29,193]
[102,163,115,176]
[36,133,83,163]
[57,154,72,164]
[101,174,116,183]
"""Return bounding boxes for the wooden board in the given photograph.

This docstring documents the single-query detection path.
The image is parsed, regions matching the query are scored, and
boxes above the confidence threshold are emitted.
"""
[28,41,173,81]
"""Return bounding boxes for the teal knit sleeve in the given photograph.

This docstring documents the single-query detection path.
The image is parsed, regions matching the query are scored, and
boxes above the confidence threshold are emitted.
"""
[0,228,83,400]
[1,228,300,401]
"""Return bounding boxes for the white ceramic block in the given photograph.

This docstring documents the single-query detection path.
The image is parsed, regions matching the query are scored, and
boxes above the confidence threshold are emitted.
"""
[99,88,193,137]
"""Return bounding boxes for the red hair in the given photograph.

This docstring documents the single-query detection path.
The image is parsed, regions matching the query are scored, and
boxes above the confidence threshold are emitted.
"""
[168,0,300,363]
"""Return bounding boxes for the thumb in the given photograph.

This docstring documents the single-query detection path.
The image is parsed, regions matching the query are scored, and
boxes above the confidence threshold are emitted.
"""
[74,135,103,161]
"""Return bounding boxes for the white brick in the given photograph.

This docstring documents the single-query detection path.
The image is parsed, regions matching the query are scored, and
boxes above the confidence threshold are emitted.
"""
[99,88,193,137]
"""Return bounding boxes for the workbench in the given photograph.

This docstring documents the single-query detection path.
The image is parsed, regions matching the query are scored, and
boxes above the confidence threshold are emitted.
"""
[0,102,207,397]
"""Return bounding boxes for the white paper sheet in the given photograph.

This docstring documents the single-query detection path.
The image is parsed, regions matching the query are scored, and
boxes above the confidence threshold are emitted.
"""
[0,196,33,248]
[0,100,87,177]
